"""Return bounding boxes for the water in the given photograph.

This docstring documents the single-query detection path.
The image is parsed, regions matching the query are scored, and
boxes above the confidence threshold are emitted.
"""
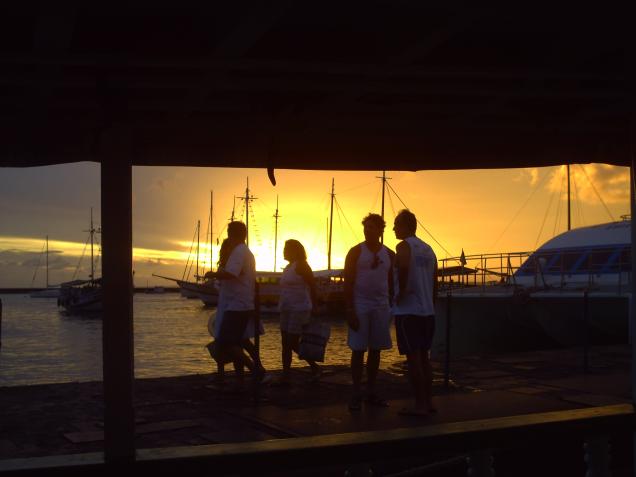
[0,293,404,387]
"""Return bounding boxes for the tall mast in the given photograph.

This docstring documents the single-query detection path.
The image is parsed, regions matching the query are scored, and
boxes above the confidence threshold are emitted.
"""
[230,197,236,222]
[196,219,200,281]
[328,178,335,270]
[237,177,257,247]
[273,195,280,271]
[377,170,390,243]
[90,208,94,280]
[45,235,49,288]
[210,190,213,272]
[567,164,571,231]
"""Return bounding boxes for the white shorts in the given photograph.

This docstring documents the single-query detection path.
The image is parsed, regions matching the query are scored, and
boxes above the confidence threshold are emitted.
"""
[280,310,311,335]
[347,305,392,351]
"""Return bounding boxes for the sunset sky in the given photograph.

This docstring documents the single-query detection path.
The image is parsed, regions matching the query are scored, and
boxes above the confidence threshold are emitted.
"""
[0,163,629,288]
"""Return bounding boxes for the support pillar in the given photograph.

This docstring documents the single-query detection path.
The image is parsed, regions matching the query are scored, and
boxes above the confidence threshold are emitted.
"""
[100,127,135,462]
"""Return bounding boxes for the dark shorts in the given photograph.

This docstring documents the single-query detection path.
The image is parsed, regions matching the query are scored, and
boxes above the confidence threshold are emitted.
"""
[395,314,435,355]
[217,310,251,346]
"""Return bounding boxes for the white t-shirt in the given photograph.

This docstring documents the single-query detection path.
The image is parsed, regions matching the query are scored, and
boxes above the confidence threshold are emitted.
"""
[219,243,256,311]
[354,243,392,311]
[278,261,312,312]
[392,236,436,316]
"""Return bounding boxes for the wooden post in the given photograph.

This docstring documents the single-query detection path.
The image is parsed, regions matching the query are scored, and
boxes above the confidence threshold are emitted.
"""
[100,127,135,462]
[583,290,590,374]
[444,292,451,388]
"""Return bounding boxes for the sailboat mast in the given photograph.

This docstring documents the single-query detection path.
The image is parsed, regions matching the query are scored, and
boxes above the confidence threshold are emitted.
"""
[196,220,200,281]
[90,208,94,280]
[567,164,571,231]
[328,178,335,270]
[45,235,49,288]
[273,195,280,271]
[380,171,387,243]
[210,190,214,270]
[245,177,250,247]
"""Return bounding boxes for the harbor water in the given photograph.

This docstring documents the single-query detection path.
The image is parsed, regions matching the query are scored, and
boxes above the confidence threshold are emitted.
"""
[0,293,404,387]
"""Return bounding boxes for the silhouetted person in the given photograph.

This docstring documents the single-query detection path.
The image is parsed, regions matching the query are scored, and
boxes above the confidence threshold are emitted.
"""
[344,213,394,411]
[275,239,321,385]
[205,222,266,387]
[392,209,438,416]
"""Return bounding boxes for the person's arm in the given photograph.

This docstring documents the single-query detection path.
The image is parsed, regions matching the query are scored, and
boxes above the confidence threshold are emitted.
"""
[296,260,318,307]
[395,240,411,304]
[206,269,237,280]
[386,248,396,307]
[343,246,360,330]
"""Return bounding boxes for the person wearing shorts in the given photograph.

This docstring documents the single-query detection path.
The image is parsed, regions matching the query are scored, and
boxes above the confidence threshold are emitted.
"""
[276,239,321,385]
[392,209,438,417]
[344,213,395,411]
[205,221,267,386]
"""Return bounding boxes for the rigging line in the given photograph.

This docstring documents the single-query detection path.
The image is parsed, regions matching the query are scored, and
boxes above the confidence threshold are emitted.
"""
[487,167,552,253]
[182,223,198,281]
[577,164,616,222]
[335,196,360,243]
[572,170,585,227]
[370,184,380,214]
[339,180,376,195]
[72,236,91,281]
[534,185,557,249]
[30,241,46,287]
[385,181,452,258]
[552,167,566,237]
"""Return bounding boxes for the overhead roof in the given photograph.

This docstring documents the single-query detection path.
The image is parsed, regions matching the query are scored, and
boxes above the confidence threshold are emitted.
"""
[0,2,631,170]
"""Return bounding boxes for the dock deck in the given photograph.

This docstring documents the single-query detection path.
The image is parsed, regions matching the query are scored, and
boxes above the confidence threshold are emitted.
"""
[1,345,632,473]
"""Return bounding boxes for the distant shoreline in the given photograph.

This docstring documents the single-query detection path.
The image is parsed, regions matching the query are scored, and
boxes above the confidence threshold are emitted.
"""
[0,287,181,294]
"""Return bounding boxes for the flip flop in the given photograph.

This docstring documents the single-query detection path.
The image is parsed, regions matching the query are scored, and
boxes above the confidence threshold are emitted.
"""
[365,395,389,407]
[397,407,432,417]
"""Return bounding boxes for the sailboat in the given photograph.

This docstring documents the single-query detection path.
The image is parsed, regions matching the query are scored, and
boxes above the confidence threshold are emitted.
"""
[29,235,61,298]
[154,191,219,305]
[58,209,103,313]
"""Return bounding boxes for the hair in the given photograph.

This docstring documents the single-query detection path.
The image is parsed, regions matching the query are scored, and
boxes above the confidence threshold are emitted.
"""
[227,221,247,242]
[284,239,307,262]
[362,213,385,230]
[395,209,417,234]
[218,238,232,268]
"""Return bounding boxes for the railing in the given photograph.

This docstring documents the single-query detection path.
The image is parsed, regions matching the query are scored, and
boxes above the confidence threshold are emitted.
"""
[0,404,632,476]
[439,247,632,294]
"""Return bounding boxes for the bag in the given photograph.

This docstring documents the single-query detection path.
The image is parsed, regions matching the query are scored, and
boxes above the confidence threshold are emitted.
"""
[298,321,331,362]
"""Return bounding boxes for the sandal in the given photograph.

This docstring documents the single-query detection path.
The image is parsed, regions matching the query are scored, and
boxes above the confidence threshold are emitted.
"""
[365,394,389,408]
[348,396,363,411]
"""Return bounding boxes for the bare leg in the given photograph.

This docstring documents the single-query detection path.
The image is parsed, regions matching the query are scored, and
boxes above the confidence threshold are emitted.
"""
[351,350,365,398]
[421,350,434,410]
[281,330,293,379]
[242,338,265,373]
[366,349,381,397]
[289,333,320,372]
[405,350,429,413]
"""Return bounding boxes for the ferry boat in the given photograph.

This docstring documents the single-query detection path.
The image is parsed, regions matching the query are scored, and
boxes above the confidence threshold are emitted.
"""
[432,219,631,357]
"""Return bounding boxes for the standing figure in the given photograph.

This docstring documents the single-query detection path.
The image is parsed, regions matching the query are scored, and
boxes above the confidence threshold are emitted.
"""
[206,221,266,387]
[276,239,321,385]
[344,213,394,411]
[392,209,438,416]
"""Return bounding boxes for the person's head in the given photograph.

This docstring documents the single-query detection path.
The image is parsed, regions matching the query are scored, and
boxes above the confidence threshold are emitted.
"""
[227,221,247,243]
[393,209,417,240]
[283,239,307,263]
[362,213,385,243]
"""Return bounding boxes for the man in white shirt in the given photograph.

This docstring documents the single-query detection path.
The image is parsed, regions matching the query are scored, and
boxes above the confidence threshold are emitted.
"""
[344,213,394,411]
[392,209,438,416]
[207,221,264,383]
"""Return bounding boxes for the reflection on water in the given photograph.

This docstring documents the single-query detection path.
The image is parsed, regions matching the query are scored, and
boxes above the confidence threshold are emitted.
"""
[0,293,404,387]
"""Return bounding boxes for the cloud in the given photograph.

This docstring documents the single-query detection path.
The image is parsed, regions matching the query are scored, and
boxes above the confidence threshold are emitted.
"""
[544,164,628,205]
